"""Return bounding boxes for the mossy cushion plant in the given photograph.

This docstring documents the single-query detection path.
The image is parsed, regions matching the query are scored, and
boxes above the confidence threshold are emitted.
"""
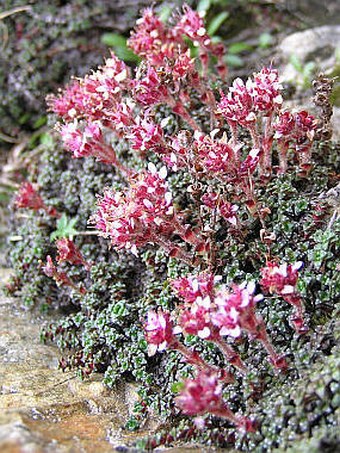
[0,0,152,140]
[8,5,339,451]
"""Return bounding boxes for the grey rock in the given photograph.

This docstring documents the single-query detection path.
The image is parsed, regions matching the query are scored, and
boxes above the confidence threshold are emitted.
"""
[278,25,340,85]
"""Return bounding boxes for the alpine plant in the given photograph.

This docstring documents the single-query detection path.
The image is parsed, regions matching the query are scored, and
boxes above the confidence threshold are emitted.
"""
[15,4,318,432]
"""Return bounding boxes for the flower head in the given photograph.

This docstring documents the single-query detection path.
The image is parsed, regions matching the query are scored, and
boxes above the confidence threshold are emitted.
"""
[92,165,174,255]
[274,111,316,150]
[260,261,303,296]
[56,238,90,270]
[175,5,210,48]
[175,371,222,416]
[59,121,119,164]
[48,52,130,124]
[218,78,255,128]
[249,67,283,114]
[128,8,180,64]
[213,282,264,338]
[47,79,85,121]
[128,115,165,154]
[178,301,213,340]
[144,309,176,356]
[171,273,216,304]
[134,64,170,106]
[194,131,235,175]
[15,182,45,211]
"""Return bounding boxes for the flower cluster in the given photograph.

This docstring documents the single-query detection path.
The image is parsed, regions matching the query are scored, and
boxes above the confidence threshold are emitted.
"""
[260,261,307,334]
[128,115,165,155]
[144,309,176,356]
[274,110,317,175]
[59,122,120,165]
[128,8,180,64]
[48,51,131,125]
[143,308,235,384]
[171,273,216,304]
[175,371,255,431]
[92,164,181,256]
[173,278,286,370]
[56,238,91,271]
[219,68,282,123]
[41,256,86,295]
[15,182,59,218]
[41,3,318,434]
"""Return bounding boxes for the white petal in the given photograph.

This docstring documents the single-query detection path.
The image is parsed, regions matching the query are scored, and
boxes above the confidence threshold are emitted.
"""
[198,327,211,339]
[148,162,157,174]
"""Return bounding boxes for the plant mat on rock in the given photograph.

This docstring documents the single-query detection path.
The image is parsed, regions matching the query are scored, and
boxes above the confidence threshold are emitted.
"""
[3,3,340,452]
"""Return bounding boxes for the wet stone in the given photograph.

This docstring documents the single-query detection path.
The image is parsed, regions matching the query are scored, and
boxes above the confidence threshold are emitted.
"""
[0,268,158,452]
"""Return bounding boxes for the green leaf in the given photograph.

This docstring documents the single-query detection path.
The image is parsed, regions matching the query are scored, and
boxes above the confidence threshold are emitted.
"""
[258,32,273,49]
[171,381,185,393]
[101,32,126,48]
[33,116,47,129]
[197,0,211,12]
[225,53,244,67]
[290,54,303,72]
[228,42,253,54]
[50,214,78,241]
[159,4,172,22]
[39,132,54,146]
[207,11,229,36]
[101,33,140,63]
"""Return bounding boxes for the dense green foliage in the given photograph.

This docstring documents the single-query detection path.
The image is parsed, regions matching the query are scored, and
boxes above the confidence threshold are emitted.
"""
[0,0,152,139]
[7,129,339,450]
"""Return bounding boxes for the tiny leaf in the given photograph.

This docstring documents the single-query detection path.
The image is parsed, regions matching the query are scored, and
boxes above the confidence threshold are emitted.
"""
[207,11,229,36]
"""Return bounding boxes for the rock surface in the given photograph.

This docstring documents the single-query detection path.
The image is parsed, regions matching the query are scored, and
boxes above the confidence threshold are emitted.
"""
[0,268,157,452]
[278,25,340,86]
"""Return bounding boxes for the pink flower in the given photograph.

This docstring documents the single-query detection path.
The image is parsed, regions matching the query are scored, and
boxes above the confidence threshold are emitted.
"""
[201,192,239,226]
[144,309,176,356]
[211,304,241,338]
[172,50,199,86]
[195,131,235,175]
[60,121,120,165]
[175,5,211,48]
[47,79,85,121]
[260,261,303,296]
[15,182,45,211]
[92,164,175,255]
[218,78,255,128]
[178,301,213,340]
[42,255,57,278]
[48,52,131,125]
[249,68,283,114]
[15,182,59,218]
[128,115,165,154]
[171,273,216,304]
[108,101,135,130]
[219,201,239,225]
[260,261,307,334]
[56,238,91,270]
[218,68,283,128]
[274,110,316,176]
[213,282,264,338]
[42,256,86,294]
[274,111,316,150]
[128,8,180,64]
[134,64,170,106]
[175,371,255,431]
[175,371,222,416]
